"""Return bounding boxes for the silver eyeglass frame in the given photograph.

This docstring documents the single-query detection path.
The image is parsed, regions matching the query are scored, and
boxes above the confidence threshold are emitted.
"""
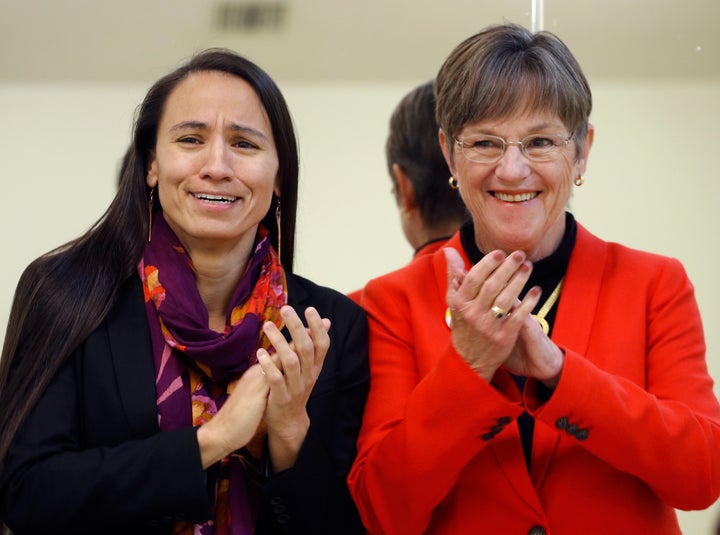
[454,133,574,164]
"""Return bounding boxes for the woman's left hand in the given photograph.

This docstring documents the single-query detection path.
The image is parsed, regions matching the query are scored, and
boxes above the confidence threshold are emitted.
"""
[256,305,330,472]
[503,307,565,388]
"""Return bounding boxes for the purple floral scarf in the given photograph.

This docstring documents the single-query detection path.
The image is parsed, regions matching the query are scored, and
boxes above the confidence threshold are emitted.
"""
[139,213,287,534]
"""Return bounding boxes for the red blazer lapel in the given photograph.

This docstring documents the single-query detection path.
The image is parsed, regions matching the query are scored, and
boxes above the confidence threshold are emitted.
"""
[432,236,547,516]
[531,224,608,486]
[490,370,547,516]
[552,224,608,357]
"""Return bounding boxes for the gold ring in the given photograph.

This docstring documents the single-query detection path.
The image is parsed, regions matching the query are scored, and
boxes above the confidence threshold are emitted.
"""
[490,305,508,319]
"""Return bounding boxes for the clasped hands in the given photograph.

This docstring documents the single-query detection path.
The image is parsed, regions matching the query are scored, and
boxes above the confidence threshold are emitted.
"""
[444,248,564,389]
[197,305,329,471]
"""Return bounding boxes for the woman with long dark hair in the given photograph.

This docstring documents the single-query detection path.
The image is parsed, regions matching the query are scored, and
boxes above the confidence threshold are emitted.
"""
[0,49,368,534]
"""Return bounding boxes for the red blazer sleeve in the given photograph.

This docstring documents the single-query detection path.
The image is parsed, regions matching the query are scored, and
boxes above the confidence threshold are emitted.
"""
[347,256,525,535]
[526,245,720,510]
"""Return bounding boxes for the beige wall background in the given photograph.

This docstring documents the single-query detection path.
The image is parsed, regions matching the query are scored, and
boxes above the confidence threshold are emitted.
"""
[0,1,719,531]
[0,76,718,533]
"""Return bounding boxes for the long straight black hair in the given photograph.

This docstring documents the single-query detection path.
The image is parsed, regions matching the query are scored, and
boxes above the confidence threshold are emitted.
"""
[0,49,299,470]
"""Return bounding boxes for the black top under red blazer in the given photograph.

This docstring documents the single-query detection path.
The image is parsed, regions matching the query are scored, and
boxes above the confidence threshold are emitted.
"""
[0,273,369,535]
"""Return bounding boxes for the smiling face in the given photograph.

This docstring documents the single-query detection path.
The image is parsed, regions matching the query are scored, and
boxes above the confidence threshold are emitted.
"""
[146,70,279,257]
[441,110,593,261]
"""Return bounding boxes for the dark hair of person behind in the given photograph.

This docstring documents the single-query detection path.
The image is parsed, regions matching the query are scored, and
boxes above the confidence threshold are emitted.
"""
[386,81,467,229]
[0,49,300,472]
[434,23,592,160]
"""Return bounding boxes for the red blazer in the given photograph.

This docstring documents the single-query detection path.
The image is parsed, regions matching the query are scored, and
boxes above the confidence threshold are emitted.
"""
[348,223,720,535]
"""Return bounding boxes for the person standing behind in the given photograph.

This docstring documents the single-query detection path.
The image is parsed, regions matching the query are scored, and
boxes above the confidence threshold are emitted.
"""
[349,81,467,303]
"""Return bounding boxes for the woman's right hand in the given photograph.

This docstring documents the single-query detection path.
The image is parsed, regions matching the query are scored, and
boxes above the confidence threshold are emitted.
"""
[256,305,330,472]
[444,247,541,383]
[196,363,269,469]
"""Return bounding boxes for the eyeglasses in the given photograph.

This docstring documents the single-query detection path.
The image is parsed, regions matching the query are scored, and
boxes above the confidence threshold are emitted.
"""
[454,133,574,164]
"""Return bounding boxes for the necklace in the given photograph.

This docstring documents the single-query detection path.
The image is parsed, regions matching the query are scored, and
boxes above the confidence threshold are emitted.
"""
[533,278,564,335]
[444,277,565,332]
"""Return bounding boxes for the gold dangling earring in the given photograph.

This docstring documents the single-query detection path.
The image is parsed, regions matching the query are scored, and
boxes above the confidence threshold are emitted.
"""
[147,188,154,243]
[275,196,282,262]
[448,176,459,190]
[574,175,585,187]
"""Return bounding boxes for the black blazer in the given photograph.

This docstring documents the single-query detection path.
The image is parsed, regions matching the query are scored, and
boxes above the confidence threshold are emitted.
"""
[0,274,369,535]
